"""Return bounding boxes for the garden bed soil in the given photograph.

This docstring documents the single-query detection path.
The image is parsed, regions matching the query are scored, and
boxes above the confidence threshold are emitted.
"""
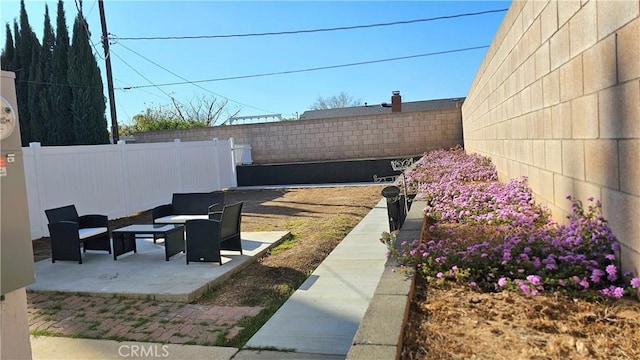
[403,277,640,359]
[401,220,640,359]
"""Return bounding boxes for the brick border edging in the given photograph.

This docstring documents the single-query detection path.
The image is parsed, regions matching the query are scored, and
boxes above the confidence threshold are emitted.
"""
[346,201,426,360]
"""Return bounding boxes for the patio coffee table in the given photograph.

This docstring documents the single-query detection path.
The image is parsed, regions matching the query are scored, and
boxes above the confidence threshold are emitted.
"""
[112,224,185,261]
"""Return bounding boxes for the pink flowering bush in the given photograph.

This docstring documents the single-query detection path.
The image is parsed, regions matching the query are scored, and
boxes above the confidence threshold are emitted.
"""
[421,177,549,228]
[389,148,640,300]
[403,145,498,195]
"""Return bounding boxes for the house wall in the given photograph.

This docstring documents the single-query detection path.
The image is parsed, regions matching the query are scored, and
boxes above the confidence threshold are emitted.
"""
[462,0,640,274]
[134,108,464,164]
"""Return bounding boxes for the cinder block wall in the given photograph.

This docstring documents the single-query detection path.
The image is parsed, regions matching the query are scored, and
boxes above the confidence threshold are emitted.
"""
[134,108,463,164]
[462,0,639,274]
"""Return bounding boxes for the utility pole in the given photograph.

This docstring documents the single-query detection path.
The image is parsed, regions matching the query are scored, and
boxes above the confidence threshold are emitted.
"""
[98,0,119,143]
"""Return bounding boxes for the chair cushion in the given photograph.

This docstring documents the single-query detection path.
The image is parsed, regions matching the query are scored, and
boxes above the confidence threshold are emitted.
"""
[155,215,210,224]
[78,227,108,239]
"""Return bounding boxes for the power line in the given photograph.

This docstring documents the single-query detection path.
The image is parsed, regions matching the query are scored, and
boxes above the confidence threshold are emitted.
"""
[109,48,175,99]
[115,42,276,114]
[115,77,169,100]
[16,79,102,89]
[117,45,490,90]
[110,8,508,41]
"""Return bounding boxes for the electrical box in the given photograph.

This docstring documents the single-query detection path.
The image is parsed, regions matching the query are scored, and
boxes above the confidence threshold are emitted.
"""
[1,70,35,295]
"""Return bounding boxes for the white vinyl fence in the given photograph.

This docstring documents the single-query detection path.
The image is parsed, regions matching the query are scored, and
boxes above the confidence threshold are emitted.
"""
[24,138,245,240]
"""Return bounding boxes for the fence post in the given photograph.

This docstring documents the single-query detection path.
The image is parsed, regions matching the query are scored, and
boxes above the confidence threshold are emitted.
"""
[117,140,131,216]
[229,137,238,188]
[174,139,183,192]
[29,142,47,237]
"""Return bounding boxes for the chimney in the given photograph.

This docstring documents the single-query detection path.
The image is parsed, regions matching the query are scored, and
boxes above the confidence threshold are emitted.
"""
[391,91,401,112]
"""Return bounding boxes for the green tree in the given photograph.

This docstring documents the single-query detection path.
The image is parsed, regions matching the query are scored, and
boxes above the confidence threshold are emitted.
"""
[27,40,43,142]
[12,20,21,73]
[68,3,109,145]
[28,4,55,144]
[50,0,74,145]
[0,23,15,71]
[310,91,362,110]
[16,0,41,145]
[125,111,207,133]
[123,95,240,134]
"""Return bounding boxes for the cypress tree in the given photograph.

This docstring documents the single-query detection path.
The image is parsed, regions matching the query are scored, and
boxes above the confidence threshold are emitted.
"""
[12,21,21,72]
[68,3,109,145]
[16,0,39,145]
[28,41,44,142]
[50,0,74,145]
[32,4,55,145]
[1,23,16,71]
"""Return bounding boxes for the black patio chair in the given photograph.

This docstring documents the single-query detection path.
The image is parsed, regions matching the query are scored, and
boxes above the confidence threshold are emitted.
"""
[210,201,243,255]
[185,219,222,265]
[185,201,243,265]
[45,205,112,264]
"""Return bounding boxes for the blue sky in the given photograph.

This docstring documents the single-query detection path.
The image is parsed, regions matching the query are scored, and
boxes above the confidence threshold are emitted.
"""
[1,1,509,126]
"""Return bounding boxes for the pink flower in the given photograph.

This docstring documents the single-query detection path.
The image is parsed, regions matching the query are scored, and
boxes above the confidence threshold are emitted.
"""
[613,287,625,298]
[579,279,590,289]
[436,272,444,278]
[606,264,618,281]
[601,286,625,299]
[497,277,507,287]
[631,278,640,289]
[526,275,541,286]
[590,269,604,283]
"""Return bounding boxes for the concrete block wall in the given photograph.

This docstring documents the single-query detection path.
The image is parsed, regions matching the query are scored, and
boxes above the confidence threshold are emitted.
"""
[462,0,640,275]
[134,108,463,164]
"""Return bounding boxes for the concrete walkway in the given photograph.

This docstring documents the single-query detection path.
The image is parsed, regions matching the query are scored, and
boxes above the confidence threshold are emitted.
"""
[30,198,390,360]
[243,198,389,356]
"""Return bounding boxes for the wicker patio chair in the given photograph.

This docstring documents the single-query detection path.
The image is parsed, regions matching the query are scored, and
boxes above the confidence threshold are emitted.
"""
[45,205,112,264]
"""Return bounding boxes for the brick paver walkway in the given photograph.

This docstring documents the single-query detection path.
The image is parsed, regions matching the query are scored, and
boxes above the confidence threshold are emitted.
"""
[28,292,262,346]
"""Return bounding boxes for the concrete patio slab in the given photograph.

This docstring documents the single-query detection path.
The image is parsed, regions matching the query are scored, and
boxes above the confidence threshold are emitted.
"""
[27,231,289,302]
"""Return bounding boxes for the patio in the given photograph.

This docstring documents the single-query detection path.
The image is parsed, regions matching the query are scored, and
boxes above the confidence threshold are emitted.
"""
[27,231,290,303]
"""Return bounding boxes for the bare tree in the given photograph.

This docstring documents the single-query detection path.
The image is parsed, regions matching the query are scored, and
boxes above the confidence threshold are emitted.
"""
[168,95,240,126]
[128,95,241,133]
[310,92,362,110]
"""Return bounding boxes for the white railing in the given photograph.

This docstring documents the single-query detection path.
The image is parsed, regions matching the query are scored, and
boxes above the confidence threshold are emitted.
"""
[24,138,241,240]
